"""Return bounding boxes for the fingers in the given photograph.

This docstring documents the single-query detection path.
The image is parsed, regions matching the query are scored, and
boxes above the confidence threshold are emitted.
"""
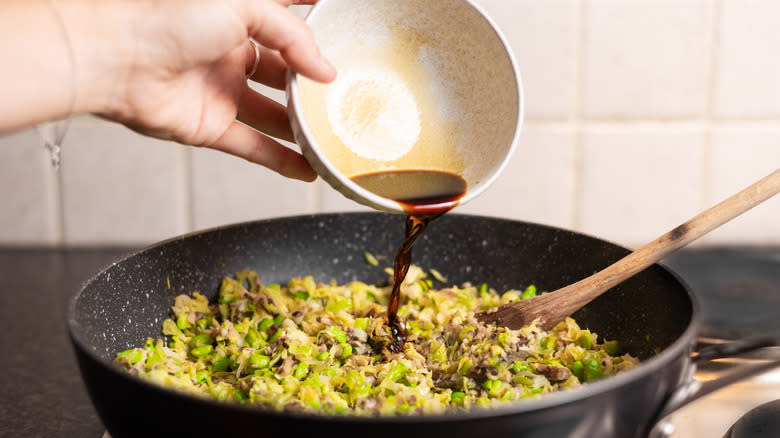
[245,42,289,89]
[244,0,336,83]
[236,86,294,141]
[209,121,317,182]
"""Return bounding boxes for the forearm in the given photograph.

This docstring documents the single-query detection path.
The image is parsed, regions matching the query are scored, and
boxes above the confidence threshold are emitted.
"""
[0,0,132,134]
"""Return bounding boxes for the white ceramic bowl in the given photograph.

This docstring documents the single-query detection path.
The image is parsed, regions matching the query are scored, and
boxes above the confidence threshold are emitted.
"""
[288,0,523,214]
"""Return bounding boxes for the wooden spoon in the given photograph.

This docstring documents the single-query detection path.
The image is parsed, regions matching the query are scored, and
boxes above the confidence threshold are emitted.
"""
[475,168,780,330]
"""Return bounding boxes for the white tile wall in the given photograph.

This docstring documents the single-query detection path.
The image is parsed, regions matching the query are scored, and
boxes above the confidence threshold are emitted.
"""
[458,124,576,229]
[579,124,707,246]
[706,126,780,245]
[714,0,780,119]
[0,128,59,245]
[582,0,713,119]
[189,146,316,231]
[59,117,186,246]
[476,0,578,120]
[0,0,779,247]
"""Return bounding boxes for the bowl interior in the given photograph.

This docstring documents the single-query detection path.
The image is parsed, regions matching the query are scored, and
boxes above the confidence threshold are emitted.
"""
[292,0,522,210]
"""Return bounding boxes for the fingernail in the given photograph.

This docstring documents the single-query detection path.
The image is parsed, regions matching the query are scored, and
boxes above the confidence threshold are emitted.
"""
[320,55,337,81]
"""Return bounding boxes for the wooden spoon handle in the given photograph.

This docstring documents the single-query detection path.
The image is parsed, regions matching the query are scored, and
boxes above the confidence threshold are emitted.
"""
[578,168,780,303]
[478,168,780,330]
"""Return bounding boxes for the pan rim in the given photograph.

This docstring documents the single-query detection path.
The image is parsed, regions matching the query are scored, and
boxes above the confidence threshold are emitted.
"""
[66,212,701,424]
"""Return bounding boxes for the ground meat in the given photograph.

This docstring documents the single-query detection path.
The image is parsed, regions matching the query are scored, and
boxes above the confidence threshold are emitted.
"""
[535,364,571,382]
[116,266,638,416]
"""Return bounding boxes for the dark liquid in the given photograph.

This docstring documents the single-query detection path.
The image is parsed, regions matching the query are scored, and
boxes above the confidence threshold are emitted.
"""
[351,170,467,352]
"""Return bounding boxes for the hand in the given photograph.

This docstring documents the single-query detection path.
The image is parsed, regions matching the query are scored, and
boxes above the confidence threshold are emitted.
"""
[98,0,335,181]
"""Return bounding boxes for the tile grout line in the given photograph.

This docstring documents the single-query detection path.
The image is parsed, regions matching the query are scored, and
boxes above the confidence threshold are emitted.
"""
[570,0,586,231]
[48,124,70,246]
[700,0,722,243]
[705,0,721,121]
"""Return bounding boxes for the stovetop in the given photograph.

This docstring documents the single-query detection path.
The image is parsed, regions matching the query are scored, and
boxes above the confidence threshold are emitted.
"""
[663,248,780,340]
[0,246,777,438]
[662,248,780,438]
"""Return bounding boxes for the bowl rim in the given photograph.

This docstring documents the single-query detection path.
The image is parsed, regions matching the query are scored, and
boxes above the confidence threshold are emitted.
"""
[287,0,525,214]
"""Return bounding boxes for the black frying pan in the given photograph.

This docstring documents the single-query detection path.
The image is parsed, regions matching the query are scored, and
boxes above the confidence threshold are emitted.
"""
[67,213,770,437]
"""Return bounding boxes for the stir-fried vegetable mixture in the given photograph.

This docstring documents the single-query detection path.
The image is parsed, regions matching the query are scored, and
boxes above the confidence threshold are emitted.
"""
[116,265,638,415]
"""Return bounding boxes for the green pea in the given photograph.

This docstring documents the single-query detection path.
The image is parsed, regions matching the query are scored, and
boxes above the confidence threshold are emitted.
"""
[249,353,270,369]
[117,348,143,364]
[339,343,353,359]
[294,291,309,300]
[195,369,209,384]
[191,345,213,357]
[293,362,309,380]
[521,285,537,299]
[190,333,213,348]
[571,360,585,381]
[482,379,503,397]
[584,358,602,381]
[450,391,466,404]
[326,327,347,344]
[245,328,265,349]
[577,332,593,349]
[481,379,499,390]
[235,390,248,402]
[213,356,230,372]
[512,361,528,373]
[316,351,329,361]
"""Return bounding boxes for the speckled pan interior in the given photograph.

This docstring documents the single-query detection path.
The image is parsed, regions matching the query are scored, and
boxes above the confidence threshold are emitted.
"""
[69,213,693,362]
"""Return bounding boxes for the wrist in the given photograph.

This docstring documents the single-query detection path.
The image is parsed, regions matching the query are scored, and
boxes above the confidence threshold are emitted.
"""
[54,0,138,117]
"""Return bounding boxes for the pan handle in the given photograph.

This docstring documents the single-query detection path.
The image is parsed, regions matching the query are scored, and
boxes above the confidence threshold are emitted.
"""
[653,337,780,423]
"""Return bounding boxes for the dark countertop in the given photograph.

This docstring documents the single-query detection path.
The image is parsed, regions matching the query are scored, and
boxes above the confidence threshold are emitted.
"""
[0,246,778,438]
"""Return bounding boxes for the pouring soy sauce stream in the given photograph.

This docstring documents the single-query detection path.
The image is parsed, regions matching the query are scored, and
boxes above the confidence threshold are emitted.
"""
[351,170,467,351]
